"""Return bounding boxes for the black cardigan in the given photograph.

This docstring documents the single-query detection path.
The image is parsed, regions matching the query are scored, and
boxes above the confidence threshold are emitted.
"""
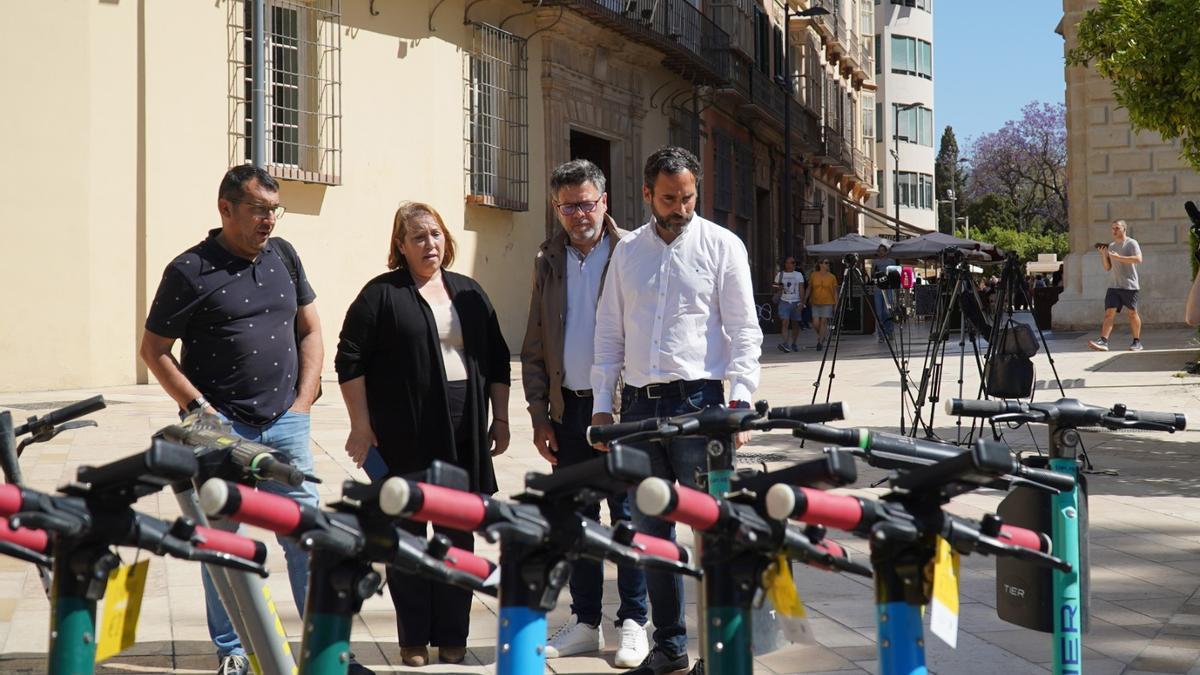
[334,269,510,494]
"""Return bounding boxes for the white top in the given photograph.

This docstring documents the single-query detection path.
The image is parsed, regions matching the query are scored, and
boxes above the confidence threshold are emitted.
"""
[774,270,805,303]
[591,215,763,413]
[562,234,611,390]
[427,294,468,382]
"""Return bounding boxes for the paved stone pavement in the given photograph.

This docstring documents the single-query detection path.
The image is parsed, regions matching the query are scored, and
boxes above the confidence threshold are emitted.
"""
[1,322,1199,674]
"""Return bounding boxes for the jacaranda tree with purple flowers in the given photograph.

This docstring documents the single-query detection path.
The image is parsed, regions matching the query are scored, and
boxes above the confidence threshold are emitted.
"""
[965,101,1068,233]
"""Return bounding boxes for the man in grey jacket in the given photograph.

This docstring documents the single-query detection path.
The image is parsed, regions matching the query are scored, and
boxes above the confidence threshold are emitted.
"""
[520,159,648,666]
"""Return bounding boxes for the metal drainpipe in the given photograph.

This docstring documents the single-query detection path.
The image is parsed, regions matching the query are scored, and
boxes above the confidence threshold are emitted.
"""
[252,0,266,167]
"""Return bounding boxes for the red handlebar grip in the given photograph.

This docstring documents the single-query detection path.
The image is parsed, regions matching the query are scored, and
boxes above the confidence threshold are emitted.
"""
[815,538,846,560]
[411,483,487,532]
[0,519,48,553]
[999,524,1049,553]
[0,484,22,517]
[797,488,864,531]
[220,482,303,535]
[633,479,721,530]
[442,546,495,581]
[632,532,687,563]
[194,525,268,564]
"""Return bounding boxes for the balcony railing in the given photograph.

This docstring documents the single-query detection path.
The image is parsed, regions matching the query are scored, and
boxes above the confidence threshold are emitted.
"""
[528,0,731,84]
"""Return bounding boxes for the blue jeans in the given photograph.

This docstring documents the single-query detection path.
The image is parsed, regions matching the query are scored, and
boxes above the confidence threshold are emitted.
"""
[623,380,723,657]
[873,288,895,338]
[554,391,647,628]
[200,410,319,658]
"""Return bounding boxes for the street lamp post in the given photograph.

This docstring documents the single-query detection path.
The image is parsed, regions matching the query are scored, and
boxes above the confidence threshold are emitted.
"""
[892,101,924,239]
[780,3,829,259]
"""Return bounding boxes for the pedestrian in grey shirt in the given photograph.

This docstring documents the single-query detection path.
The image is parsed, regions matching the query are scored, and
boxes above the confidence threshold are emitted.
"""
[1088,219,1144,351]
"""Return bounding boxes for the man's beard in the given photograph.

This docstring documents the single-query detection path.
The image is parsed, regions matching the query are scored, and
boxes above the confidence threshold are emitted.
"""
[653,210,692,236]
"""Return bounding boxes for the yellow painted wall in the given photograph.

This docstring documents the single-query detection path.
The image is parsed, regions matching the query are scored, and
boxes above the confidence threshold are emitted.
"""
[0,0,688,392]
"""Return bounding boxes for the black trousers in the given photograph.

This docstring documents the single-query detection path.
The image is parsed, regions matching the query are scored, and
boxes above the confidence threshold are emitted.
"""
[387,380,476,648]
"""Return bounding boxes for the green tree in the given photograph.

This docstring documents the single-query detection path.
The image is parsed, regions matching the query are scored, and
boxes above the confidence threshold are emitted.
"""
[935,126,967,234]
[965,224,1070,265]
[1067,0,1200,169]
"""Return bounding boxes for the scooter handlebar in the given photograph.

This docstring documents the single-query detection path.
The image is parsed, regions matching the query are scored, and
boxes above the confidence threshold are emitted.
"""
[0,484,22,517]
[630,531,690,565]
[199,479,303,536]
[585,418,664,445]
[13,395,106,437]
[442,546,496,581]
[192,525,268,564]
[998,523,1051,554]
[765,485,865,532]
[767,402,849,423]
[945,399,1017,417]
[1122,408,1187,430]
[634,478,720,531]
[0,519,48,554]
[378,478,489,532]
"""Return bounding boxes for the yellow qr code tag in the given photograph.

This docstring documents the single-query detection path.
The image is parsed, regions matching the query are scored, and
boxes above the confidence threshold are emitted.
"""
[766,554,807,617]
[96,559,149,662]
[929,537,961,648]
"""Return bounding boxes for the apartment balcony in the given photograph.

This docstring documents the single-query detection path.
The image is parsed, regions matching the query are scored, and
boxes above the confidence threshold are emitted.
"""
[709,1,754,60]
[819,125,852,173]
[853,147,875,188]
[526,0,731,84]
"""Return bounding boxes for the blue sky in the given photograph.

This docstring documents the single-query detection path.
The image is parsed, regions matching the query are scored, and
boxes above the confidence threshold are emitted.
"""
[934,1,1066,150]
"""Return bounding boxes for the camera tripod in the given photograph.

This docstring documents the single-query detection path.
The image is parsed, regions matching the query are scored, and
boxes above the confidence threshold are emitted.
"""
[908,248,993,440]
[810,253,921,434]
[909,249,1065,442]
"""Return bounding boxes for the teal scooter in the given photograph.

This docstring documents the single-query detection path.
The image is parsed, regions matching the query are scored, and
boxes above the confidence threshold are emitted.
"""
[948,398,1185,675]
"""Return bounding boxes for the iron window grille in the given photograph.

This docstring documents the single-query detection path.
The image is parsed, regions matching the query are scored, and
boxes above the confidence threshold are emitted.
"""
[465,22,529,212]
[713,131,734,214]
[228,0,342,185]
[668,104,700,159]
[734,142,753,217]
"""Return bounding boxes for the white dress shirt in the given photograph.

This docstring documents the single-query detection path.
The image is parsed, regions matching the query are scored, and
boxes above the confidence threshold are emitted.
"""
[590,214,763,414]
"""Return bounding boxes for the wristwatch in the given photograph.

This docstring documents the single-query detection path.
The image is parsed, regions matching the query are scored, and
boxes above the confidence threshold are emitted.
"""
[186,396,209,414]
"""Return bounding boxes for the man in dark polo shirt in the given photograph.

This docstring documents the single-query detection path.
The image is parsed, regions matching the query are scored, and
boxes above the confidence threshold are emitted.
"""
[139,166,330,675]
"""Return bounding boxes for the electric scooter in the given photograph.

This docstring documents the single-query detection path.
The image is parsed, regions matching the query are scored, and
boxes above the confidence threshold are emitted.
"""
[947,398,1185,675]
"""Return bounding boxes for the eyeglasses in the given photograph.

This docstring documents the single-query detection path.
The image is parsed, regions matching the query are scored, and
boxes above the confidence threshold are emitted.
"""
[554,200,600,216]
[230,200,286,220]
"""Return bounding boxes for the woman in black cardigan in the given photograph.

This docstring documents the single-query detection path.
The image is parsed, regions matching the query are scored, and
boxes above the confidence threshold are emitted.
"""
[335,202,510,667]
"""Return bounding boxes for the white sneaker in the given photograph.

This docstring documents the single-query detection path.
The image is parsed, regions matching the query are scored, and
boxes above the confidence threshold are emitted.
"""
[544,615,603,658]
[614,618,650,668]
[216,654,250,675]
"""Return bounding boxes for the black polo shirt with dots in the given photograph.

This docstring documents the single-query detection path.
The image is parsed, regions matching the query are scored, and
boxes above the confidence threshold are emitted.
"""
[146,228,316,427]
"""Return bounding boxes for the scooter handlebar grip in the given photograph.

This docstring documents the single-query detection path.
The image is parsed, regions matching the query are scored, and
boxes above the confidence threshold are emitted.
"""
[380,478,487,532]
[945,399,1018,417]
[767,402,849,423]
[635,478,720,530]
[1014,464,1076,492]
[193,525,268,564]
[251,454,306,488]
[0,519,48,553]
[631,531,689,564]
[24,395,106,431]
[586,418,661,445]
[765,485,864,531]
[999,523,1051,553]
[442,546,496,581]
[199,479,303,536]
[1125,409,1187,431]
[0,484,23,517]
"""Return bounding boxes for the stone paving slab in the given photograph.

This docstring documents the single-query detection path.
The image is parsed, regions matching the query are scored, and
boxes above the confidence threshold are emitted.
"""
[0,328,1197,673]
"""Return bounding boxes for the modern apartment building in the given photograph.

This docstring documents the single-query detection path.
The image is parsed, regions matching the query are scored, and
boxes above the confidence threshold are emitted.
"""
[872,0,936,236]
[1053,0,1195,328]
[1,0,879,392]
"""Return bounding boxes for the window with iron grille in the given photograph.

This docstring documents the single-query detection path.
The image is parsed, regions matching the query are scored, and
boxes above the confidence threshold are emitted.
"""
[713,131,734,213]
[465,22,529,211]
[668,105,700,159]
[229,0,342,185]
[734,142,753,217]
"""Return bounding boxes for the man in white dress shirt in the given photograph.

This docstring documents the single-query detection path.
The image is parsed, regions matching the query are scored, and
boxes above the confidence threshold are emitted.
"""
[590,146,763,675]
